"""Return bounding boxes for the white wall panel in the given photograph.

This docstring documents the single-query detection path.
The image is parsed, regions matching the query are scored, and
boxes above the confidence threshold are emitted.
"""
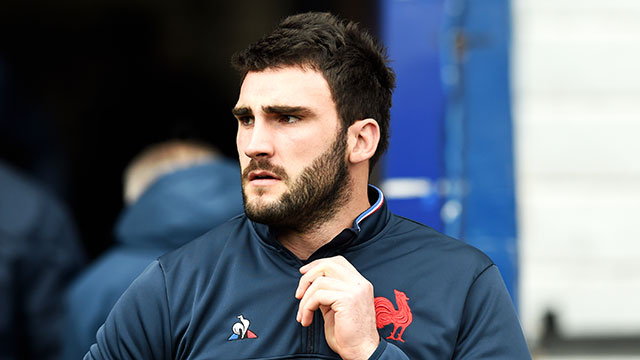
[512,0,640,345]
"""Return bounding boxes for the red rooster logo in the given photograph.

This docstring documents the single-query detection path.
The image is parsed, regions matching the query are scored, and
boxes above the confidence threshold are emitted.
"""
[374,289,413,342]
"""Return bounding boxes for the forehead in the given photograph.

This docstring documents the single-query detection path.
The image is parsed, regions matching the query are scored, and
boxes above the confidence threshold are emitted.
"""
[236,67,336,112]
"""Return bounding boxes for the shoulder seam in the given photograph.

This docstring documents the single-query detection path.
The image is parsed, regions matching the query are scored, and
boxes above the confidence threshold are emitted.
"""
[393,214,432,229]
[462,263,499,317]
[454,263,498,349]
[472,263,496,286]
[157,260,173,359]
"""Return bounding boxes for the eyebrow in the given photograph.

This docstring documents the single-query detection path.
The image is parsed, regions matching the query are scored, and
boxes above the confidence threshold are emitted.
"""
[262,105,314,117]
[231,106,252,117]
[232,105,316,118]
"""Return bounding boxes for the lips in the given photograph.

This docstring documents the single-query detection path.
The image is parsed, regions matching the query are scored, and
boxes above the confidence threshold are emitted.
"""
[248,170,281,181]
[242,160,288,186]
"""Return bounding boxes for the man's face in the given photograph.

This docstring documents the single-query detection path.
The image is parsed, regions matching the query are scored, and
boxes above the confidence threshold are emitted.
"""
[234,67,351,231]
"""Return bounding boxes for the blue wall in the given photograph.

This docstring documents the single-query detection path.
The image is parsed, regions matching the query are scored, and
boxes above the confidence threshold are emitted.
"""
[381,0,519,307]
[380,0,447,231]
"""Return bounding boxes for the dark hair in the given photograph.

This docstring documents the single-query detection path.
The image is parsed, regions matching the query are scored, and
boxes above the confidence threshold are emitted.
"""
[231,12,395,171]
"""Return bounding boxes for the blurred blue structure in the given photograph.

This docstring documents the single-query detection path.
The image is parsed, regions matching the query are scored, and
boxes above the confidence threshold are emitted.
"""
[381,0,518,307]
[380,0,446,231]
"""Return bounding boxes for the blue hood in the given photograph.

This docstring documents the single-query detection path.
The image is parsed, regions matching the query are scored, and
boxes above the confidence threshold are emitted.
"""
[114,159,244,249]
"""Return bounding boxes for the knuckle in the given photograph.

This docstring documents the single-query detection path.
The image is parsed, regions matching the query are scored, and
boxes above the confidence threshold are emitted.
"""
[315,276,329,287]
[357,280,374,296]
[365,280,374,291]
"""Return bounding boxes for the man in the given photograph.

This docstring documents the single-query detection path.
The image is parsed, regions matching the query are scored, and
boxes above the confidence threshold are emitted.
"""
[85,12,530,359]
[64,140,243,359]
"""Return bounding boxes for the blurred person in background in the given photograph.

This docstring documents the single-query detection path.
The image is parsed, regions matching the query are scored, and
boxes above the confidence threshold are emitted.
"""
[63,139,243,359]
[0,160,85,360]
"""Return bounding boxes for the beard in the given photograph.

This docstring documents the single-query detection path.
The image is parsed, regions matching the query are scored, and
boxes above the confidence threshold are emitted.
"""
[241,131,351,232]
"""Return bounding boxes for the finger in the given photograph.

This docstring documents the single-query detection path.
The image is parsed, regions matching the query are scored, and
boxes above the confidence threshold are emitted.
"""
[298,258,321,274]
[297,269,374,325]
[299,255,352,274]
[296,257,353,299]
[297,289,343,327]
[295,265,324,299]
[296,276,347,323]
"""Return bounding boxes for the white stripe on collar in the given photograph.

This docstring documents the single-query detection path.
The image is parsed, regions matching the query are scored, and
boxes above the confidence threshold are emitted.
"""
[354,185,384,232]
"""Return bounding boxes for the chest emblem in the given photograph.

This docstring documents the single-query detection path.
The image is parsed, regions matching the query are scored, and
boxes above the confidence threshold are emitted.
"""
[374,289,413,342]
[227,314,258,341]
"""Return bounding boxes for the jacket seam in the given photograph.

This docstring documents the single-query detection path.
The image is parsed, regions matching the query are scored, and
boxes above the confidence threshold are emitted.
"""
[471,263,496,286]
[157,260,174,360]
[333,213,394,254]
[454,263,496,352]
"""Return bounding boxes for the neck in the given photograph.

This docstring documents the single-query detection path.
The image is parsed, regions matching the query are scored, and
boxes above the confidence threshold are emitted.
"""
[277,184,371,260]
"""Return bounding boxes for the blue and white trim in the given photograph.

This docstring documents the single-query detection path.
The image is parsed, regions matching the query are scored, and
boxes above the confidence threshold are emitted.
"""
[354,185,385,232]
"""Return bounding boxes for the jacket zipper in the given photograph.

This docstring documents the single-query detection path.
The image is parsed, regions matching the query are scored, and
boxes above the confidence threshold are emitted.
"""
[307,311,322,354]
[307,313,314,353]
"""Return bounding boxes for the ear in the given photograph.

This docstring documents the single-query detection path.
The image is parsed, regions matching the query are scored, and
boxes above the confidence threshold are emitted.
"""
[347,118,380,165]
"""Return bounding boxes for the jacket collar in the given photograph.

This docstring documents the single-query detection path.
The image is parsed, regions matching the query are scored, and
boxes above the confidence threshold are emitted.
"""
[251,185,390,263]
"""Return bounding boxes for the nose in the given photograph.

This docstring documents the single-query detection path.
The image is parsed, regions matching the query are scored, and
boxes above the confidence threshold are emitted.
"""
[240,119,274,159]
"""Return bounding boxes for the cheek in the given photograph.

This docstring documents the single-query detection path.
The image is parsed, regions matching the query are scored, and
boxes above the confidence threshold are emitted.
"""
[236,131,249,156]
[237,152,250,173]
[287,145,324,173]
[235,129,244,149]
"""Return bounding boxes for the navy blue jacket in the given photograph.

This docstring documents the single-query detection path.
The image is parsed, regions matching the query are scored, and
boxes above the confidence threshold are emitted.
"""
[0,160,85,359]
[66,160,243,359]
[85,186,530,359]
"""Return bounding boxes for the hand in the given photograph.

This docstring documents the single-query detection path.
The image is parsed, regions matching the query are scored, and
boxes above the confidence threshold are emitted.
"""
[295,256,379,360]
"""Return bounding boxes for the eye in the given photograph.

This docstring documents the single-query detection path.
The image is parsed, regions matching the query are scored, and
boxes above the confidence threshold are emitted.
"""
[280,115,300,124]
[238,116,254,126]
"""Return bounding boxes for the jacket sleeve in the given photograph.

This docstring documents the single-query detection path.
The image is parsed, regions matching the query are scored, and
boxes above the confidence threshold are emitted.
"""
[84,260,172,360]
[368,339,410,360]
[453,265,531,359]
